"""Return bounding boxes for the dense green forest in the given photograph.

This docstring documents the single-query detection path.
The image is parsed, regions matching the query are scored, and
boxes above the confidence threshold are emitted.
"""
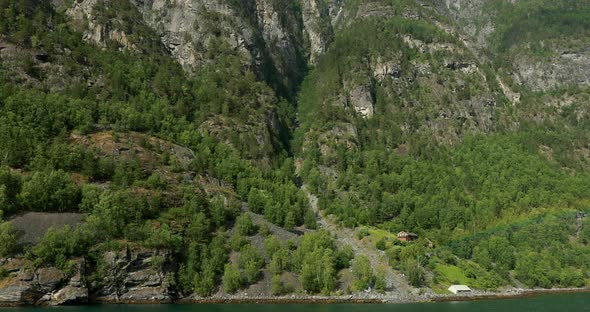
[0,0,331,296]
[0,0,589,299]
[295,0,590,291]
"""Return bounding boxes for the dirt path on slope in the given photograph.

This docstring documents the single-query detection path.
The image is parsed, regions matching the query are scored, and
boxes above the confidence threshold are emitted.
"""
[302,185,416,301]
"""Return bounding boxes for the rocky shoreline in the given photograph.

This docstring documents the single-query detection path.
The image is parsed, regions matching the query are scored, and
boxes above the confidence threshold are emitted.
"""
[0,247,588,307]
[93,288,590,305]
[2,284,588,307]
[431,287,590,303]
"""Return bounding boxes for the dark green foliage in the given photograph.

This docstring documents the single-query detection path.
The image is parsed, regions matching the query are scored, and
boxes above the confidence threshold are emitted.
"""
[0,168,21,213]
[375,238,387,251]
[304,209,318,229]
[18,170,81,213]
[489,0,590,55]
[0,0,55,47]
[402,258,426,287]
[334,245,355,270]
[581,224,590,245]
[306,131,590,231]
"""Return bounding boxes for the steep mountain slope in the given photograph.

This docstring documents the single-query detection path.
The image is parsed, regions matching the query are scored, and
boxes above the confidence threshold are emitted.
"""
[295,0,590,293]
[0,0,589,306]
[430,0,590,90]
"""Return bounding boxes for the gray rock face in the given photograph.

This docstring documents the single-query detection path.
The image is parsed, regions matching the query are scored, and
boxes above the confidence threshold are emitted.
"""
[0,279,39,305]
[431,0,590,92]
[36,268,65,293]
[130,0,253,69]
[58,0,345,92]
[92,248,176,303]
[49,286,89,305]
[345,83,375,119]
[513,50,590,91]
[301,0,336,64]
[0,258,88,306]
[0,247,176,306]
[66,0,137,50]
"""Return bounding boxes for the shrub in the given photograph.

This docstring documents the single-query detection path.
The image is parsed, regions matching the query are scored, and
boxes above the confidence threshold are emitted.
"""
[352,255,375,291]
[271,275,285,296]
[31,225,91,269]
[0,220,19,257]
[375,237,387,250]
[402,259,426,287]
[236,214,257,236]
[18,170,81,212]
[223,264,243,294]
[238,245,263,284]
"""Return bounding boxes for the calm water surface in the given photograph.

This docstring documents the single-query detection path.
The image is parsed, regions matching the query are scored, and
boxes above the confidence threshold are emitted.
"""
[0,293,588,312]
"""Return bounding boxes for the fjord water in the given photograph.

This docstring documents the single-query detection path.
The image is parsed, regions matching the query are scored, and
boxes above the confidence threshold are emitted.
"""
[1,293,588,312]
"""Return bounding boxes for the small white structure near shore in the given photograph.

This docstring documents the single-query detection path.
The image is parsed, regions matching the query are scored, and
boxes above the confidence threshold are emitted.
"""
[448,285,472,294]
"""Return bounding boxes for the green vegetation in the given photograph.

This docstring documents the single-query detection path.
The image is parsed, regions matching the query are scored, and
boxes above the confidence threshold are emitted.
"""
[236,214,257,236]
[293,231,346,294]
[486,0,590,56]
[223,263,242,294]
[295,0,590,292]
[0,0,588,297]
[0,219,19,257]
[352,255,376,291]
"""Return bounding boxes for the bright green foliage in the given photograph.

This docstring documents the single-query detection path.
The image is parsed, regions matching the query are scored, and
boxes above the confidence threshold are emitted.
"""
[236,214,257,236]
[265,235,292,274]
[194,262,217,297]
[271,275,286,296]
[222,264,243,294]
[259,223,271,237]
[0,220,19,257]
[31,225,91,270]
[238,244,264,285]
[447,212,590,289]
[269,247,290,275]
[85,190,159,239]
[352,255,375,291]
[265,235,282,257]
[293,231,340,294]
[178,232,229,296]
[143,223,182,251]
[229,232,248,251]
